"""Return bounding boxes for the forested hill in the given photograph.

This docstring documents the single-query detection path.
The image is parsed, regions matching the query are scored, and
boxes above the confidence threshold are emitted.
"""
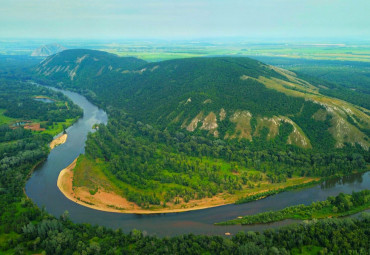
[36,50,370,151]
[35,49,147,83]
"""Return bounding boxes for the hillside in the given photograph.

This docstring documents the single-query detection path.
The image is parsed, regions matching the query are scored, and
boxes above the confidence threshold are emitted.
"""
[31,43,67,57]
[35,50,370,211]
[250,56,370,110]
[37,51,370,151]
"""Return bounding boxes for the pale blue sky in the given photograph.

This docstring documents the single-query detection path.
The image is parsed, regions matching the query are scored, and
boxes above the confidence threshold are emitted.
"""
[1,0,369,40]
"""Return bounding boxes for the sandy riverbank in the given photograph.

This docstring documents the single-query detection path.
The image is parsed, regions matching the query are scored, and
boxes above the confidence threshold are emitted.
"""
[57,157,319,214]
[57,158,237,214]
[50,134,68,149]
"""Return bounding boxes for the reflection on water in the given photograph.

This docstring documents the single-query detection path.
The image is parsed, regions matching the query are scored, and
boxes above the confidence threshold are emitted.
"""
[33,98,54,103]
[321,172,364,189]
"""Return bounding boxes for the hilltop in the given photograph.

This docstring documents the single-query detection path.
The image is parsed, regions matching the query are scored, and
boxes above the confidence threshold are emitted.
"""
[31,43,67,57]
[36,49,146,81]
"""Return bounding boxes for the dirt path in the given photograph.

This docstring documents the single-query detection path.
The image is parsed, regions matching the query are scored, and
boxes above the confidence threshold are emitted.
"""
[50,133,68,149]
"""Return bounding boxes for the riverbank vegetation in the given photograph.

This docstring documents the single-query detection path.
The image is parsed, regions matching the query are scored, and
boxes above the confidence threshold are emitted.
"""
[217,190,370,225]
[235,180,322,204]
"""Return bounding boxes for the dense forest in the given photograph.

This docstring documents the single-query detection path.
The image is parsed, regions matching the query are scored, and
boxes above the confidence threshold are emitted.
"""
[37,54,323,123]
[81,110,366,206]
[34,50,370,207]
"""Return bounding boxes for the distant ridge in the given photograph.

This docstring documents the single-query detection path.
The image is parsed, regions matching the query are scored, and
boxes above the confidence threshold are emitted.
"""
[35,49,147,82]
[31,43,67,57]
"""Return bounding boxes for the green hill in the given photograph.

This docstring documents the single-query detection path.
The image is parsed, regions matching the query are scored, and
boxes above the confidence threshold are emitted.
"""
[35,50,370,210]
[37,50,370,151]
[36,49,147,82]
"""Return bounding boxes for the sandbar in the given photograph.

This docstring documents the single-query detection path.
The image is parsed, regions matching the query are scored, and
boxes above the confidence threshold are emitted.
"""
[50,133,68,149]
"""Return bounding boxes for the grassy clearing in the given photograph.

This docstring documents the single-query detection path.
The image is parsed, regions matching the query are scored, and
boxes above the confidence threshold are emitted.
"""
[42,118,78,136]
[73,156,116,192]
[0,109,15,125]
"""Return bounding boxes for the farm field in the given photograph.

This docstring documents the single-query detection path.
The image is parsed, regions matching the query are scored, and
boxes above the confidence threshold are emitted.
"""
[101,43,370,62]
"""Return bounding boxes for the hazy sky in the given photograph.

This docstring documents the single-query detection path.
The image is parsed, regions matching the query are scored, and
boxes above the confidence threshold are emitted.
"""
[1,0,369,40]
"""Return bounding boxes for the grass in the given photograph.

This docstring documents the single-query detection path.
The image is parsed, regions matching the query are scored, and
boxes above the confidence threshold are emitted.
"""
[42,118,78,136]
[0,109,15,125]
[73,156,111,190]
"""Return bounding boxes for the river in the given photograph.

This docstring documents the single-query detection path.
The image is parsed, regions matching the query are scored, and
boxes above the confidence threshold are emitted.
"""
[25,87,370,237]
